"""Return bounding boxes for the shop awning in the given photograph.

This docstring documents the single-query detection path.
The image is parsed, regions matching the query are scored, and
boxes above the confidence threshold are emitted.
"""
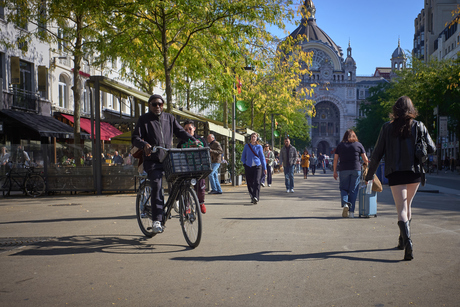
[0,109,89,139]
[110,131,132,145]
[61,114,122,141]
[85,76,250,142]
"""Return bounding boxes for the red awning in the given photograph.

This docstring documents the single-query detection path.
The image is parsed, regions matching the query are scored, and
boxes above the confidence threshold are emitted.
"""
[62,114,123,141]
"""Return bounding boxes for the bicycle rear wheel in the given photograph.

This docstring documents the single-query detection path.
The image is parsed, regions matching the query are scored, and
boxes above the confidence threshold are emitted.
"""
[136,181,155,238]
[179,186,202,248]
[25,175,45,197]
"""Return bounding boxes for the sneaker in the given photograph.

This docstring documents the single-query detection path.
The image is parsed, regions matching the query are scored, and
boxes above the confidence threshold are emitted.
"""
[268,184,271,187]
[261,183,265,187]
[253,197,258,204]
[286,189,290,193]
[349,212,355,218]
[200,203,206,214]
[290,189,294,193]
[342,205,349,218]
[152,221,163,233]
[208,190,216,194]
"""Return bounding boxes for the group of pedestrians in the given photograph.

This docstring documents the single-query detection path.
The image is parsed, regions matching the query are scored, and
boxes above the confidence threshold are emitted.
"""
[132,93,435,261]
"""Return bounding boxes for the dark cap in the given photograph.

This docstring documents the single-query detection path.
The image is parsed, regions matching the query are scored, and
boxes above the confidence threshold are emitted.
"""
[148,94,165,104]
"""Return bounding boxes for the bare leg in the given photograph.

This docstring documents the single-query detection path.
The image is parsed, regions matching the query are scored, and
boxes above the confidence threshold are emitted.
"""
[391,183,419,222]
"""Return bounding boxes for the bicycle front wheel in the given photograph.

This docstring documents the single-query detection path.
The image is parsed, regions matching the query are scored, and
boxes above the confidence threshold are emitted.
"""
[25,175,45,197]
[179,186,202,248]
[136,182,156,238]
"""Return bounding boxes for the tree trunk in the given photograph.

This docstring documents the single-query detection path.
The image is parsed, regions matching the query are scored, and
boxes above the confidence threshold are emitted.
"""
[263,112,266,141]
[250,99,254,129]
[223,98,228,128]
[73,16,83,166]
[223,98,228,161]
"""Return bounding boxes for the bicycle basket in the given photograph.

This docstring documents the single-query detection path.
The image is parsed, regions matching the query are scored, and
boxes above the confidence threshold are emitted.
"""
[163,147,212,182]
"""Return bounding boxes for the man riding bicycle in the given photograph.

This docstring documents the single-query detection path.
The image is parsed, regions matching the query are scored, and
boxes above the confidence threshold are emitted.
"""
[132,94,198,234]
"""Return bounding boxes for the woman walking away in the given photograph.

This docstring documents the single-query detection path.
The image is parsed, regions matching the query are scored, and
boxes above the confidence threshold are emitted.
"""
[241,133,267,204]
[365,96,435,260]
[333,130,368,218]
[301,150,310,179]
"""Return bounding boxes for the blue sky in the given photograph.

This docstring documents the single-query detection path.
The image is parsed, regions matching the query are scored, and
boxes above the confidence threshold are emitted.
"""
[271,0,424,76]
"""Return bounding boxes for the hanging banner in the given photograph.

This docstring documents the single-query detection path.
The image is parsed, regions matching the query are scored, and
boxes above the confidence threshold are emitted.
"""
[38,66,47,91]
[439,116,448,138]
[11,56,20,84]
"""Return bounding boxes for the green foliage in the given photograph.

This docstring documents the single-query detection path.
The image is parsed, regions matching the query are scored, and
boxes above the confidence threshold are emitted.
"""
[355,82,392,149]
[97,0,299,112]
[228,140,245,176]
[356,55,460,149]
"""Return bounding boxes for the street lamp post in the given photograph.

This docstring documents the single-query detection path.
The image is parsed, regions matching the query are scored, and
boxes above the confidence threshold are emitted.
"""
[232,66,254,186]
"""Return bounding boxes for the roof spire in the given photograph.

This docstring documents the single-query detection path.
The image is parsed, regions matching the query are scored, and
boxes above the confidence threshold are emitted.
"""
[304,0,316,20]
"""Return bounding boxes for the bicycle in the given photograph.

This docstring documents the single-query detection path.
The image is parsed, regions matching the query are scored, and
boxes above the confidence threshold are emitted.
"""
[0,164,46,197]
[135,146,212,248]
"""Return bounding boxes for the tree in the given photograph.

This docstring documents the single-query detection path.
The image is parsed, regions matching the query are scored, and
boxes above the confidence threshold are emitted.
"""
[355,55,460,150]
[355,82,393,149]
[98,0,297,112]
[2,0,104,165]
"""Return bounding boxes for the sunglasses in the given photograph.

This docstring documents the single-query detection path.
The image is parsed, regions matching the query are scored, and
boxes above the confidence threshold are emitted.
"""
[150,103,164,107]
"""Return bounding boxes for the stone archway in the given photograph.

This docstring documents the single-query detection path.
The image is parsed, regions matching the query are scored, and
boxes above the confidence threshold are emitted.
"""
[316,140,330,157]
[311,100,340,156]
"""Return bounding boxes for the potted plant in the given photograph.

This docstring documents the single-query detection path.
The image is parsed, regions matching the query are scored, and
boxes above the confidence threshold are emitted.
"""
[228,141,245,185]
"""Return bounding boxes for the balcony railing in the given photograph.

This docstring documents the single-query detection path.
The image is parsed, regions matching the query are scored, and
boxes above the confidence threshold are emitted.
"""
[11,88,38,112]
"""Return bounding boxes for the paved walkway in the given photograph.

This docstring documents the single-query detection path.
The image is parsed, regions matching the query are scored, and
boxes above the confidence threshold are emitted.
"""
[0,171,459,306]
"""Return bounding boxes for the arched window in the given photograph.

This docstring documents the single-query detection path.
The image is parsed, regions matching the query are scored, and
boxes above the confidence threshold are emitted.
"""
[58,75,68,108]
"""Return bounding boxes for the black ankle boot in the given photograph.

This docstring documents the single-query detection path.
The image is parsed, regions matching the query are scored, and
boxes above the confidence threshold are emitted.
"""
[397,219,411,250]
[397,220,413,261]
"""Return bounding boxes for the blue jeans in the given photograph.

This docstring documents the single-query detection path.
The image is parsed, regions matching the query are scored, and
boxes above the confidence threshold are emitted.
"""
[284,165,295,190]
[339,170,361,212]
[209,163,222,193]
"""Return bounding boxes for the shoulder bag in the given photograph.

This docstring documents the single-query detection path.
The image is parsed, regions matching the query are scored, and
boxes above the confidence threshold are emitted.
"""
[415,122,428,186]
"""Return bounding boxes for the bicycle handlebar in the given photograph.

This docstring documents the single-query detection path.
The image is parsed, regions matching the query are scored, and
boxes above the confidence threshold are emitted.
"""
[150,145,204,153]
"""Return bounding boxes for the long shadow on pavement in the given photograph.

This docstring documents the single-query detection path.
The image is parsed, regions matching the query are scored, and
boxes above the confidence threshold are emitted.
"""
[170,248,402,263]
[7,235,190,256]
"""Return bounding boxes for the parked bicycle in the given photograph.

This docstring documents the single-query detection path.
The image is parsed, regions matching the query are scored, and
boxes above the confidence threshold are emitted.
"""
[135,146,212,248]
[0,165,46,197]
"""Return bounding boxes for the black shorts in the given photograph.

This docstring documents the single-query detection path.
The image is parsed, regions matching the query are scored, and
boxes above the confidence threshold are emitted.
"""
[387,171,421,186]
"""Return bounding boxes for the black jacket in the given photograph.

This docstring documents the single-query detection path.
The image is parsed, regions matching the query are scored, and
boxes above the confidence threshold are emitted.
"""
[365,120,436,181]
[132,111,195,171]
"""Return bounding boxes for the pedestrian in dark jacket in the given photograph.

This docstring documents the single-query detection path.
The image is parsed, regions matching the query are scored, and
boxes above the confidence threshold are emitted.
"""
[132,94,197,234]
[365,96,436,260]
[279,137,297,193]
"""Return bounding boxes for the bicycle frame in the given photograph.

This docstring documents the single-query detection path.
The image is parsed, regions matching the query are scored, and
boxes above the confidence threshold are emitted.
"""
[162,177,194,226]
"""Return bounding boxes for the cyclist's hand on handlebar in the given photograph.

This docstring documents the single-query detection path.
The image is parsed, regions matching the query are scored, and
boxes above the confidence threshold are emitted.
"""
[144,144,152,156]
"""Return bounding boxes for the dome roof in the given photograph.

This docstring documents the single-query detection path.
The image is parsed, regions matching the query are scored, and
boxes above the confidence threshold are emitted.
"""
[345,56,356,66]
[289,1,343,57]
[392,39,406,59]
